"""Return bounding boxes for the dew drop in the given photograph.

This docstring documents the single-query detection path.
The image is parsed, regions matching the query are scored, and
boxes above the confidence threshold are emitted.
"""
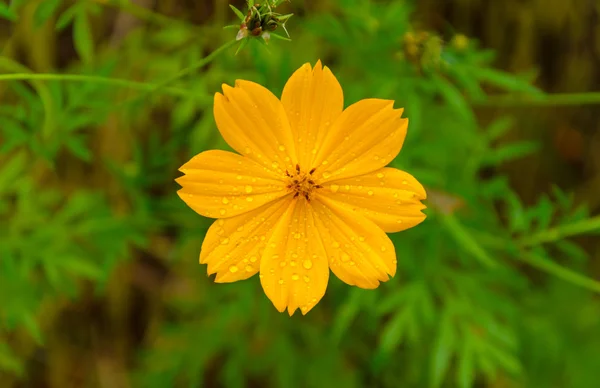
[290,260,297,267]
[359,236,365,242]
[311,148,317,154]
[402,180,408,185]
[303,259,313,269]
[294,233,302,239]
[396,219,403,224]
[229,265,238,273]
[331,241,340,248]
[292,273,299,281]
[377,173,384,178]
[381,246,387,252]
[237,226,244,232]
[271,162,279,169]
[303,275,310,283]
[246,197,253,202]
[245,265,253,272]
[367,190,374,196]
[220,209,227,215]
[322,171,332,179]
[278,145,286,151]
[222,197,229,204]
[341,253,350,262]
[278,278,284,285]
[221,238,230,245]
[349,261,355,266]
[345,185,351,191]
[330,184,339,193]
[280,261,287,267]
[250,256,258,263]
[236,175,243,180]
[245,185,253,193]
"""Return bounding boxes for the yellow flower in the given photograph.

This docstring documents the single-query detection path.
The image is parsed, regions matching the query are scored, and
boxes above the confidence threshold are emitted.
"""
[176,61,427,315]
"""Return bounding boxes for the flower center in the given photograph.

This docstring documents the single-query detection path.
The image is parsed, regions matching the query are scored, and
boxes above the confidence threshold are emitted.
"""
[286,164,322,201]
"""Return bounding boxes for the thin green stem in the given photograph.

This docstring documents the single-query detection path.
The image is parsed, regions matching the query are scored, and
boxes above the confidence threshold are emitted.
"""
[519,215,600,247]
[522,252,600,293]
[140,40,238,97]
[0,73,194,98]
[473,92,600,107]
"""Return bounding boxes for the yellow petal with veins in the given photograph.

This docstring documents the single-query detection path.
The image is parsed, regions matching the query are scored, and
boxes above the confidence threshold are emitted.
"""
[319,167,426,233]
[214,80,298,174]
[281,61,344,167]
[260,199,330,315]
[311,197,397,289]
[200,198,291,282]
[313,99,407,182]
[177,150,288,218]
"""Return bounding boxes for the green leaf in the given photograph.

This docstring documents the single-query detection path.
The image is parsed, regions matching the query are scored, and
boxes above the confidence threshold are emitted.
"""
[485,116,514,141]
[472,67,543,95]
[55,4,78,30]
[0,151,28,193]
[65,135,92,162]
[431,74,476,125]
[484,141,539,165]
[440,213,497,268]
[61,258,103,280]
[457,335,475,388]
[73,11,94,64]
[33,0,63,28]
[0,343,23,375]
[269,32,292,42]
[22,312,43,344]
[430,312,455,388]
[229,4,245,21]
[0,3,18,22]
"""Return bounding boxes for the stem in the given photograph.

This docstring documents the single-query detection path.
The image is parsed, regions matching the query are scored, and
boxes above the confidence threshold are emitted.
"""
[0,73,194,98]
[473,92,600,107]
[522,252,600,293]
[143,40,238,96]
[519,215,600,247]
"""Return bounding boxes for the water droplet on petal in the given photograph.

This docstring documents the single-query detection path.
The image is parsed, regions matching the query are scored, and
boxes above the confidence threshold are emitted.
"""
[221,238,230,245]
[229,265,238,273]
[332,242,340,248]
[359,236,365,242]
[222,197,229,204]
[246,197,253,202]
[245,185,253,193]
[220,209,227,215]
[303,259,313,269]
[250,256,258,263]
[292,273,299,281]
[381,246,387,252]
[237,226,244,232]
[367,190,374,196]
[377,173,384,178]
[402,180,408,185]
[271,162,279,169]
[290,260,297,267]
[278,145,286,151]
[397,219,403,224]
[278,278,284,285]
[236,175,243,180]
[245,265,253,272]
[330,184,339,193]
[294,233,301,239]
[322,171,332,179]
[341,253,350,262]
[303,275,310,283]
[280,261,287,267]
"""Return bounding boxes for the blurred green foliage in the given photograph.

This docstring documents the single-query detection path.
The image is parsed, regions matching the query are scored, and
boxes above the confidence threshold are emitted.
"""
[1,0,600,387]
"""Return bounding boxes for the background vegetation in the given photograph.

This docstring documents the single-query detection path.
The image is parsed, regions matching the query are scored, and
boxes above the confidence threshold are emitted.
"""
[1,0,600,387]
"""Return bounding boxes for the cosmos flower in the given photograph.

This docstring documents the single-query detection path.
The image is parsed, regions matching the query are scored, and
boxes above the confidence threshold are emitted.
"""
[177,61,426,315]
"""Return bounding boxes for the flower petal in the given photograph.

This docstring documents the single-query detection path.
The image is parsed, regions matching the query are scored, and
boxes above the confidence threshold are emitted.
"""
[311,197,397,289]
[260,199,330,315]
[214,80,298,174]
[177,150,289,218]
[200,198,291,282]
[313,99,408,181]
[319,167,427,233]
[281,61,344,167]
